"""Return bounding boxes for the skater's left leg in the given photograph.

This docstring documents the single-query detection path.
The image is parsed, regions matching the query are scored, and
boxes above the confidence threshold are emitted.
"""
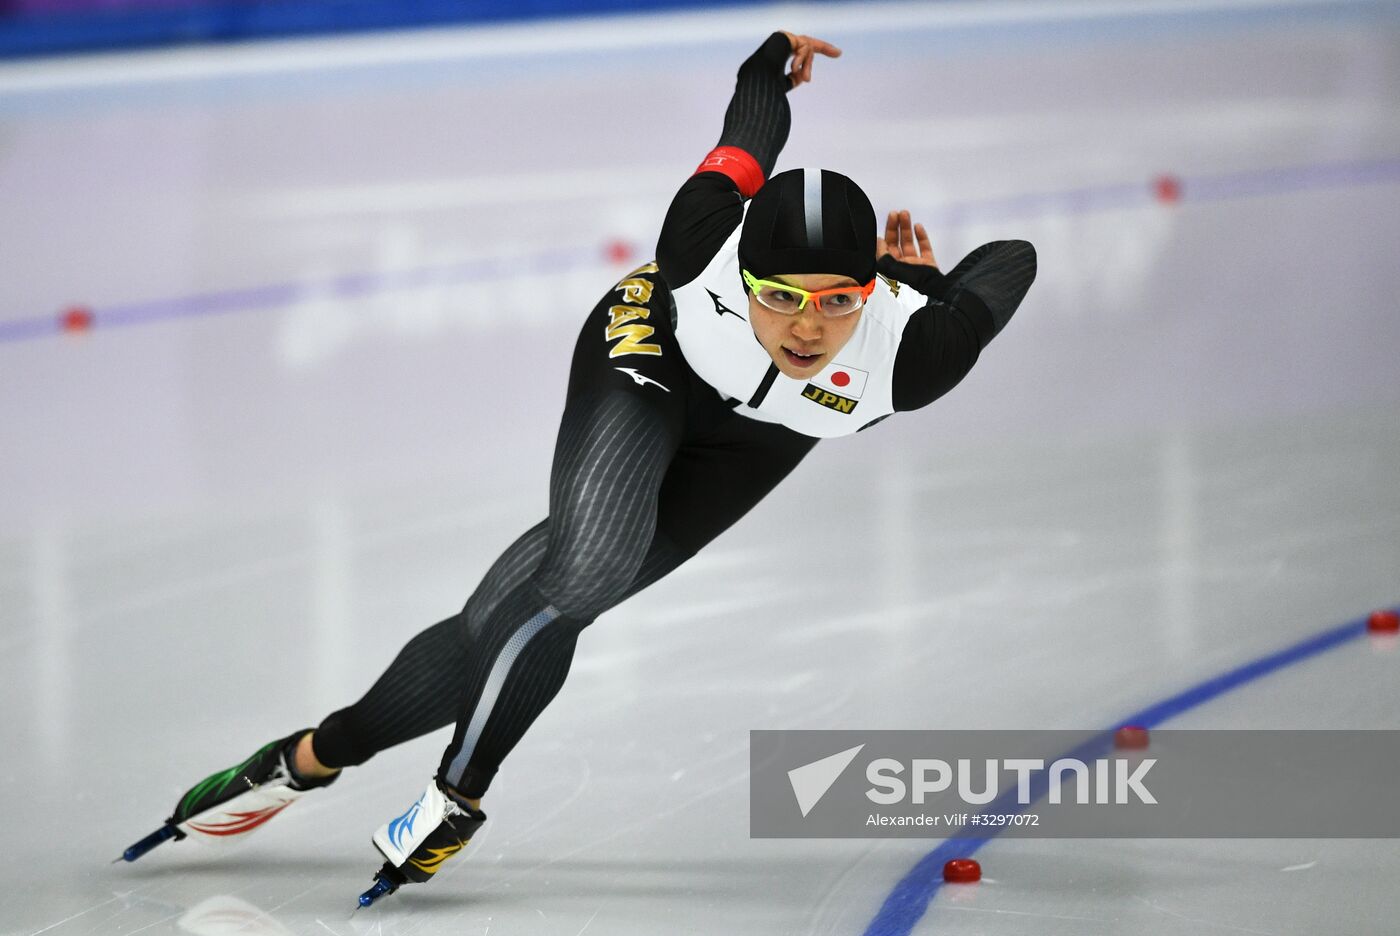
[334,410,819,895]
[437,386,685,801]
[361,385,686,897]
[431,408,822,802]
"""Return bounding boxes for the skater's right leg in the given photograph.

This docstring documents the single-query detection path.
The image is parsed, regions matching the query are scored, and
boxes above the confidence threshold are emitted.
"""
[292,733,340,780]
[128,518,555,860]
[127,516,669,862]
[122,727,342,861]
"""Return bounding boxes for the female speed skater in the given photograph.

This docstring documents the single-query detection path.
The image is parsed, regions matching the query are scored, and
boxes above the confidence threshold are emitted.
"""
[122,30,1037,906]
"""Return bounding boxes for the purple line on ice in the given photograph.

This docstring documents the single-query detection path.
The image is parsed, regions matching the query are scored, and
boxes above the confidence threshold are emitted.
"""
[3,158,1398,346]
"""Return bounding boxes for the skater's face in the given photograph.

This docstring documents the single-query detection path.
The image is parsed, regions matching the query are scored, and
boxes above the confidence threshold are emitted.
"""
[747,272,864,379]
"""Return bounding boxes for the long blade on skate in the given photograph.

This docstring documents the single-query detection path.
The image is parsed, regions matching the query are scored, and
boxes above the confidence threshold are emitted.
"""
[357,876,396,908]
[118,824,181,862]
[357,865,404,908]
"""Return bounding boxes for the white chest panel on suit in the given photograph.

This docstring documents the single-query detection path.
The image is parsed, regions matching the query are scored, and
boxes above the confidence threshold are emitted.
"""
[670,221,928,439]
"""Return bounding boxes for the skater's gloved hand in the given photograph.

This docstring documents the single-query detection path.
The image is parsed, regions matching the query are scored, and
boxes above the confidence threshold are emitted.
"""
[779,32,841,89]
[877,210,947,297]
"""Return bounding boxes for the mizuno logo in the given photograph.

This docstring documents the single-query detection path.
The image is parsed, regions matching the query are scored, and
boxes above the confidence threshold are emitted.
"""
[706,289,745,321]
[614,368,670,392]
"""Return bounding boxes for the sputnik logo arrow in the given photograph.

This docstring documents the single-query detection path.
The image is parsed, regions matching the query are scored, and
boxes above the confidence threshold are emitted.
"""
[788,744,865,817]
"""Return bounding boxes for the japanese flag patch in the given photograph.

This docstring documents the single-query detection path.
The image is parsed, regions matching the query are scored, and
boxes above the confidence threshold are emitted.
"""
[811,364,869,399]
[801,363,870,416]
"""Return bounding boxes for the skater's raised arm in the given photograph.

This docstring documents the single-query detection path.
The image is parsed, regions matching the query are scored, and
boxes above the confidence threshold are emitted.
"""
[877,210,1038,412]
[712,30,805,182]
[657,31,840,289]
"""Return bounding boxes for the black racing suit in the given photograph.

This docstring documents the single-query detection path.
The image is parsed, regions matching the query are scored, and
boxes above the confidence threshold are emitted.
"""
[311,33,1036,799]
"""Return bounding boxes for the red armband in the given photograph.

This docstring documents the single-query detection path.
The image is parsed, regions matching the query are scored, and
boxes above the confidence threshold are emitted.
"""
[693,146,765,199]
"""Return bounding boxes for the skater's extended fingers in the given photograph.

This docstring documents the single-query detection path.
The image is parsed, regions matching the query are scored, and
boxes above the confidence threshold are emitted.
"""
[782,33,841,87]
[884,211,901,258]
[899,210,917,256]
[915,223,936,265]
[792,49,811,87]
[784,35,805,87]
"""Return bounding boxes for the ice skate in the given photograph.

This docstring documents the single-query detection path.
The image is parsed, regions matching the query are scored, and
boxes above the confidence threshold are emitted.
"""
[357,779,487,907]
[119,729,338,862]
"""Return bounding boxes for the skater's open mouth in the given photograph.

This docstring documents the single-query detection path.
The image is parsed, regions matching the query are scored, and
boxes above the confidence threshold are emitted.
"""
[782,347,823,369]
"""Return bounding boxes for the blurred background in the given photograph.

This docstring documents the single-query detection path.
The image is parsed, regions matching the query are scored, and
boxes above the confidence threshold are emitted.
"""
[0,0,760,58]
[2,1,1399,934]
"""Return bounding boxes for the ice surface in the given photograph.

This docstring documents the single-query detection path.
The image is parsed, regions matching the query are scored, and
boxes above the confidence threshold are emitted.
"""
[2,1,1399,933]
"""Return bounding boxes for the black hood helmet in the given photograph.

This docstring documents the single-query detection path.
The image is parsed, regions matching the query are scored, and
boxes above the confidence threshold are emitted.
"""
[738,168,877,288]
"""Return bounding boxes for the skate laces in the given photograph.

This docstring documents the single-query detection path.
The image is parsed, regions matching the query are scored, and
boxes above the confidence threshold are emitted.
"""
[438,783,485,824]
[272,752,304,790]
